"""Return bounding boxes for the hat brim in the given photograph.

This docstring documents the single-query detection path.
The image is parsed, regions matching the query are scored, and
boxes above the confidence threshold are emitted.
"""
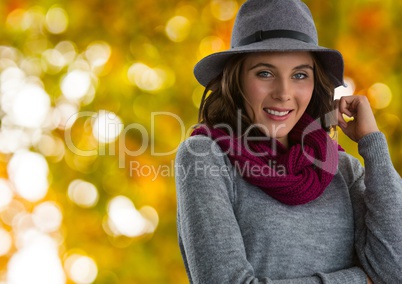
[194,38,344,88]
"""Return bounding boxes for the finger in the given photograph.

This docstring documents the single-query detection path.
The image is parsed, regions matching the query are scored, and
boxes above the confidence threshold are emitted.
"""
[334,99,348,128]
[338,97,354,117]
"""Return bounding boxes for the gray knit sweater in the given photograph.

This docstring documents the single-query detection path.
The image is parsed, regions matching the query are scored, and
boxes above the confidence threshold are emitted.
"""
[175,132,402,283]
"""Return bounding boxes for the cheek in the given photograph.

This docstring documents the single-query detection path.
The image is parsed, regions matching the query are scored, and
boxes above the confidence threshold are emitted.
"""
[243,81,266,106]
[298,86,314,109]
[242,81,263,121]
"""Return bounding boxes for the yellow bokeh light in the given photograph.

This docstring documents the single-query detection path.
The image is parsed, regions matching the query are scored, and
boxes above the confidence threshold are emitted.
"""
[127,62,161,91]
[68,179,99,208]
[0,200,26,227]
[85,41,112,70]
[36,134,65,161]
[0,126,31,153]
[42,48,66,73]
[10,83,51,128]
[55,41,77,64]
[54,101,79,129]
[0,228,12,256]
[0,67,25,100]
[61,70,92,101]
[20,57,43,77]
[25,7,47,31]
[32,201,63,233]
[107,196,146,237]
[6,8,38,31]
[7,231,66,284]
[0,58,17,71]
[65,254,98,284]
[7,151,49,202]
[0,66,50,128]
[92,110,123,143]
[0,46,20,62]
[106,195,157,238]
[6,9,26,29]
[0,179,14,210]
[198,36,225,59]
[127,62,174,92]
[13,213,35,247]
[165,16,191,42]
[139,206,159,232]
[367,82,392,109]
[210,0,238,21]
[45,6,68,34]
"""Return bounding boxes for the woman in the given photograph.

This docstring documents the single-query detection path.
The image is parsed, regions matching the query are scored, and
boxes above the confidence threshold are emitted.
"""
[175,0,402,283]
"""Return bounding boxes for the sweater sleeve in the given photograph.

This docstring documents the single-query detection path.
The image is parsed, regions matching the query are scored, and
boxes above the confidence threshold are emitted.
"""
[348,132,402,283]
[175,135,367,284]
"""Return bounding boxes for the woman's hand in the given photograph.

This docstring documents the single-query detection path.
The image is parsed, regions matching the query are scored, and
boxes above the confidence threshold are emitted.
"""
[334,95,379,142]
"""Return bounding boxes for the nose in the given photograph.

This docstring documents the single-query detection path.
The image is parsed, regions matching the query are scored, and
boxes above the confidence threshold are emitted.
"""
[271,78,291,101]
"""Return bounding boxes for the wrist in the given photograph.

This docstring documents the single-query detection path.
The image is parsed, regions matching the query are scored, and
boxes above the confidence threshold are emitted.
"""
[357,128,380,142]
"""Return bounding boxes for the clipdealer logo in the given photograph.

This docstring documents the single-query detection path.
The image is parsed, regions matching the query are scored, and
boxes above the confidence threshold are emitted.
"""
[63,109,339,180]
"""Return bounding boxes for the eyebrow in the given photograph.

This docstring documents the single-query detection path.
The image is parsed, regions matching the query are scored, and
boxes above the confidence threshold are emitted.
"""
[248,63,314,71]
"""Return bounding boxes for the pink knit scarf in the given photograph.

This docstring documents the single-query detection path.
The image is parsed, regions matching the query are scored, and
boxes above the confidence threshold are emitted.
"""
[191,113,343,205]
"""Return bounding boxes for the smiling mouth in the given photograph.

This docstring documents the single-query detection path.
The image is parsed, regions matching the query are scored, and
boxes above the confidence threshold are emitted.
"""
[264,108,292,117]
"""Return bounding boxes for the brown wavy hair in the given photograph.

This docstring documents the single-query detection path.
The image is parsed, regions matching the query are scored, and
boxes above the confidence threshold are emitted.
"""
[198,52,335,135]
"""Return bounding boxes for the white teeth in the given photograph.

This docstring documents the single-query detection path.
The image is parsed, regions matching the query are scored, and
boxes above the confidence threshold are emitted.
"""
[265,109,290,116]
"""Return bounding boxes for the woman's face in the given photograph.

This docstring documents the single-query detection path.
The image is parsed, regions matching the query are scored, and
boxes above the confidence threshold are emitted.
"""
[241,52,314,148]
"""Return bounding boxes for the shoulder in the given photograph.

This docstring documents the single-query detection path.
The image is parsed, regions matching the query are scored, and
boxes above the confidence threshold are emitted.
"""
[175,135,236,202]
[175,135,235,186]
[176,135,227,163]
[337,150,364,187]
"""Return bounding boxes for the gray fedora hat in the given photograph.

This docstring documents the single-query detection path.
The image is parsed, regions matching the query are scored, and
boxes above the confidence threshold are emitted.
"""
[194,0,345,88]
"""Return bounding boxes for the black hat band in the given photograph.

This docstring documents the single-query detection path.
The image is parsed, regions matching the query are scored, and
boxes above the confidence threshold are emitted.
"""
[237,29,316,47]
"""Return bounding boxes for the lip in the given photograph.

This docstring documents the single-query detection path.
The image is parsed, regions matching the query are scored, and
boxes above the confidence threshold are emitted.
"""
[263,107,293,121]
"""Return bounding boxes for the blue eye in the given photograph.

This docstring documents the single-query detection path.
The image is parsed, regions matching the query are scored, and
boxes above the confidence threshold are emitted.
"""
[293,73,307,79]
[257,71,272,78]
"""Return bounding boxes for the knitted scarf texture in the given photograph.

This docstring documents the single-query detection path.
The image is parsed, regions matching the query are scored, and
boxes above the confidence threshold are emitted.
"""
[191,113,343,205]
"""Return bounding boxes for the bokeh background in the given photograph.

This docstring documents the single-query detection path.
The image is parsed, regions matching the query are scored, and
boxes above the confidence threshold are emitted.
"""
[0,0,400,283]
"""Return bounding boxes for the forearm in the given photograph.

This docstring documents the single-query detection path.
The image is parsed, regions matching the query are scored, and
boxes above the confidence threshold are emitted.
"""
[179,210,367,284]
[352,132,402,283]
